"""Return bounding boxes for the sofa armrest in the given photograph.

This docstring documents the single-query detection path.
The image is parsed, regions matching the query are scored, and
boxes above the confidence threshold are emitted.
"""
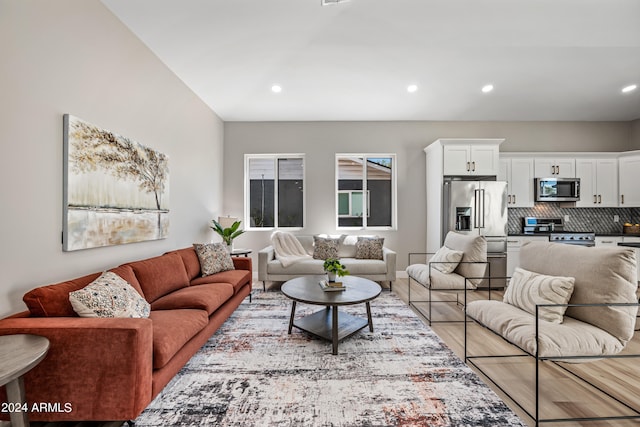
[0,317,153,421]
[232,256,252,272]
[383,247,396,281]
[258,245,275,281]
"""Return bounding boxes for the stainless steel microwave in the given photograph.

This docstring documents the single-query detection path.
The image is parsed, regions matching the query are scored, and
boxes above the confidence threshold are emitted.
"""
[535,177,580,202]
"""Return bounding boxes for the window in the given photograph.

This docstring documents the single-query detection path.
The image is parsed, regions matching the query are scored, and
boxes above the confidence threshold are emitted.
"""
[336,154,396,229]
[338,190,370,217]
[245,154,305,229]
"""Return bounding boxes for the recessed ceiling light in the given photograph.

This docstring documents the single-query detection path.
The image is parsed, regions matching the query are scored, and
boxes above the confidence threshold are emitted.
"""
[622,84,637,93]
[481,84,494,93]
[321,0,350,5]
[407,84,418,93]
[271,85,282,93]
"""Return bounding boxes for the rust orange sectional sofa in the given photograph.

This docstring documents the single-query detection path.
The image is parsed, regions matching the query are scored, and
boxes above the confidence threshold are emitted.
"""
[0,247,252,422]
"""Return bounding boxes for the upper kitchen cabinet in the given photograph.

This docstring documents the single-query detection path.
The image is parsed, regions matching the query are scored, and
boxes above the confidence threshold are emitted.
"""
[575,158,618,207]
[498,156,534,207]
[619,152,640,207]
[534,157,575,178]
[441,139,502,176]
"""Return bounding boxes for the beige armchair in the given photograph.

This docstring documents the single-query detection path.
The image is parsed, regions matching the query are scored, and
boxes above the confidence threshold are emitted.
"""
[464,241,640,426]
[406,231,489,325]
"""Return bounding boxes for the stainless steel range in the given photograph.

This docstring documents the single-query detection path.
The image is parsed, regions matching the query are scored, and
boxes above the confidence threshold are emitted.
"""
[549,232,596,247]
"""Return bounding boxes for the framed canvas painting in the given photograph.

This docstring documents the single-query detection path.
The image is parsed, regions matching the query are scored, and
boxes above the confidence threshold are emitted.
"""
[62,114,170,251]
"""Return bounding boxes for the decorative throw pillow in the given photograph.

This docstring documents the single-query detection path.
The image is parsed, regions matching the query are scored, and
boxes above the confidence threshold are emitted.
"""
[430,245,464,274]
[312,235,340,260]
[503,267,575,324]
[193,243,235,276]
[355,236,384,260]
[69,271,150,318]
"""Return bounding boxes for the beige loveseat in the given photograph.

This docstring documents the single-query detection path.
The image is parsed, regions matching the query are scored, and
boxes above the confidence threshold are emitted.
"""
[258,235,396,289]
[464,241,639,425]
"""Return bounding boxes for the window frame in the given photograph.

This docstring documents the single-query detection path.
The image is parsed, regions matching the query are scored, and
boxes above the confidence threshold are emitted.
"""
[244,153,306,231]
[335,153,397,231]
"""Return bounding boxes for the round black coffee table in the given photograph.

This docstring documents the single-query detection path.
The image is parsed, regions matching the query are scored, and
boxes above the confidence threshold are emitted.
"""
[281,275,382,355]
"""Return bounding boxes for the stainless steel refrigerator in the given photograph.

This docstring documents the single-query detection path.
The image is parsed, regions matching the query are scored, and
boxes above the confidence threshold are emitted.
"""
[442,179,508,287]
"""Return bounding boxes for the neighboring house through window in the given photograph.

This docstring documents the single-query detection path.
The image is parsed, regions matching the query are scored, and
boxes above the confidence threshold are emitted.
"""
[336,154,396,229]
[245,154,305,229]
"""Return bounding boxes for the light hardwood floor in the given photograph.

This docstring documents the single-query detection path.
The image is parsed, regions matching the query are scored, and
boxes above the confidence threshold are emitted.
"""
[394,277,640,427]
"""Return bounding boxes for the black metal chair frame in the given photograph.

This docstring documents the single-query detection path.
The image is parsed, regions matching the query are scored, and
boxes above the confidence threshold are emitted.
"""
[463,281,640,426]
[407,252,490,325]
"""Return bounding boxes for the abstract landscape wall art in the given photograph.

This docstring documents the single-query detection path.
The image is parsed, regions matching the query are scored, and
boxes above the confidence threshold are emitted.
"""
[63,114,169,251]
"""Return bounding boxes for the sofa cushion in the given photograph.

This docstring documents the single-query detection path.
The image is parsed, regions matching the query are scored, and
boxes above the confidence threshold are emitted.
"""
[503,267,575,324]
[430,245,464,274]
[520,241,638,345]
[406,264,469,290]
[467,300,625,360]
[355,237,384,260]
[444,232,487,286]
[340,258,387,275]
[149,309,209,369]
[167,247,202,280]
[193,243,235,276]
[69,271,151,318]
[22,265,144,317]
[312,235,340,260]
[150,283,233,315]
[127,253,190,303]
[190,269,252,294]
[267,259,325,275]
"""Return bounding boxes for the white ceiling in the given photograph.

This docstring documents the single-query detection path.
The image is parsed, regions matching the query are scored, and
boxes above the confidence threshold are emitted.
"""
[102,0,640,122]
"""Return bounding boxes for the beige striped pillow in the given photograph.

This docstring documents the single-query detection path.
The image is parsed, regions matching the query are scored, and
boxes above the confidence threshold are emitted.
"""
[504,267,575,324]
[430,245,464,274]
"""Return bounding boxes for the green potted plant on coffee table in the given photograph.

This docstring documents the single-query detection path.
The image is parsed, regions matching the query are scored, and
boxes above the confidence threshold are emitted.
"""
[323,258,349,282]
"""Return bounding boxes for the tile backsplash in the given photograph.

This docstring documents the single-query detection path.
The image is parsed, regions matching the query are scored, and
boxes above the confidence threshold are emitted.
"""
[508,204,640,234]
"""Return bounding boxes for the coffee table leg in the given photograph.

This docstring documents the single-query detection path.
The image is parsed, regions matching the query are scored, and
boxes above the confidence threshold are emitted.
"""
[288,301,297,334]
[6,376,29,427]
[366,302,374,332]
[332,306,339,355]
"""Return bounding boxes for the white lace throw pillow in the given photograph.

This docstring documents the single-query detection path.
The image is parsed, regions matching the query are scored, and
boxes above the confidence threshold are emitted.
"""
[69,271,150,318]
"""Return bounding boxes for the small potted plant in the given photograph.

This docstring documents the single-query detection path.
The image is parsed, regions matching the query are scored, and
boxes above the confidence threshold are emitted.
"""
[210,219,245,251]
[323,258,349,282]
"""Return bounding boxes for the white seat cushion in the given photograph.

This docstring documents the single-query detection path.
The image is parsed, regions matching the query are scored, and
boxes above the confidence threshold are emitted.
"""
[341,258,387,275]
[406,264,472,290]
[267,259,325,275]
[467,300,624,360]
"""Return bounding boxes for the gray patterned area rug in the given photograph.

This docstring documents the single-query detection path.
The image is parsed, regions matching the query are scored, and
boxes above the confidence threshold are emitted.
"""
[133,289,525,427]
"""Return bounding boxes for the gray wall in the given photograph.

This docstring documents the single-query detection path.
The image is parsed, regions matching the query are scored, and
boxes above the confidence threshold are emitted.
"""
[631,119,640,149]
[224,121,634,272]
[0,0,224,317]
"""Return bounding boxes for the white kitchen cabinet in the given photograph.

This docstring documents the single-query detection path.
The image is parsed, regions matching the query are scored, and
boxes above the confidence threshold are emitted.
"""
[575,159,618,207]
[499,157,534,207]
[594,236,622,247]
[443,142,499,176]
[619,154,640,207]
[506,236,549,277]
[534,158,575,178]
